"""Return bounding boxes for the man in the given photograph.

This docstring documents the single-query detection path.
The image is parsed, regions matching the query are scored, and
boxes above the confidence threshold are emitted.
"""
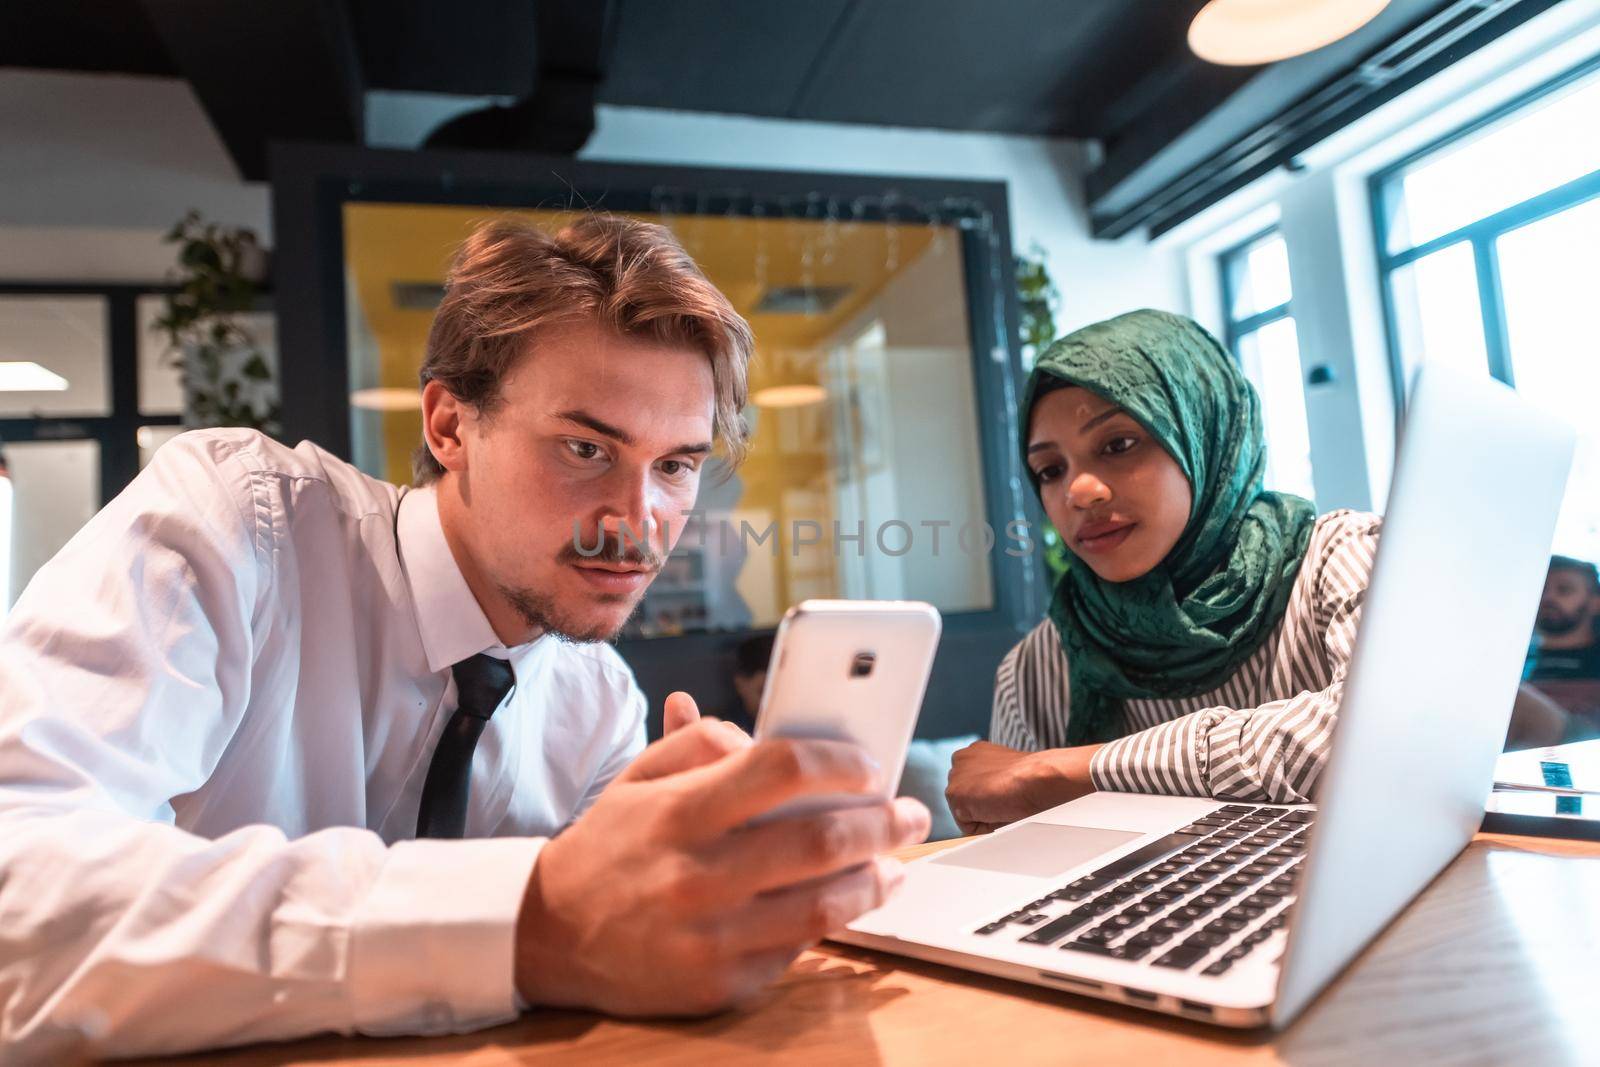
[1524,555,1600,730]
[0,215,929,1059]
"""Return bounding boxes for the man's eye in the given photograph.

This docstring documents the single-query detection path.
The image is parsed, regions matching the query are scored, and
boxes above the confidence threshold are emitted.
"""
[566,440,602,460]
[660,459,696,478]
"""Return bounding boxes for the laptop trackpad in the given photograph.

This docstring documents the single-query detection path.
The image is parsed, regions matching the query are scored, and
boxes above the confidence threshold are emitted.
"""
[930,824,1144,879]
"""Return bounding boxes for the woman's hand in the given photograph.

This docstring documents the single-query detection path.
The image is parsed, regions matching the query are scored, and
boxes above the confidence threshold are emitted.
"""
[945,741,1103,835]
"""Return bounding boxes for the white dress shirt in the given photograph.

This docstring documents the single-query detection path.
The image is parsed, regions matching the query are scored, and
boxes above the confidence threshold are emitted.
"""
[0,429,646,1060]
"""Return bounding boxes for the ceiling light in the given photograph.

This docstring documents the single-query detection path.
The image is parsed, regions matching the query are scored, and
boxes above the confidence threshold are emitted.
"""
[752,384,827,408]
[0,362,68,391]
[1188,0,1389,66]
[350,387,424,411]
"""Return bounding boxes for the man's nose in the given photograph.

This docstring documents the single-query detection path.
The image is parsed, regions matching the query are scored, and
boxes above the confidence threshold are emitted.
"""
[598,471,654,549]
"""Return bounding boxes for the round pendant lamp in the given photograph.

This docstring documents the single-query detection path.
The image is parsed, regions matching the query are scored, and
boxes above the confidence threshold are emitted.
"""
[1188,0,1390,66]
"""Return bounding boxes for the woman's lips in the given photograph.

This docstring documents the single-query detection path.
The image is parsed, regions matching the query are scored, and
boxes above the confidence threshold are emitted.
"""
[570,564,653,594]
[1075,522,1136,554]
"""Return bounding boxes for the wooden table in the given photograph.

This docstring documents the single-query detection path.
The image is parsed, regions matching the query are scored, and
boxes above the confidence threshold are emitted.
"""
[173,831,1600,1067]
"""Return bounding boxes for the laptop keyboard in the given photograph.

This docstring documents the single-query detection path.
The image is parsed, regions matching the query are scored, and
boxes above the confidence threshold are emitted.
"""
[972,805,1313,976]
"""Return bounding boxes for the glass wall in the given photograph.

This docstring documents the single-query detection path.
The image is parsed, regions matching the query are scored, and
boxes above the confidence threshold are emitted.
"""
[341,203,996,637]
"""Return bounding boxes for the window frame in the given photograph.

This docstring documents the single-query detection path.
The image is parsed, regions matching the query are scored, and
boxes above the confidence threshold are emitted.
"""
[0,281,184,504]
[1370,52,1600,408]
[1218,226,1294,356]
[270,142,1048,740]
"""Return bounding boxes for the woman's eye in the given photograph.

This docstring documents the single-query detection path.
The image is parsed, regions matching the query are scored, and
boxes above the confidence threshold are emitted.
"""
[1103,435,1137,456]
[1033,462,1065,483]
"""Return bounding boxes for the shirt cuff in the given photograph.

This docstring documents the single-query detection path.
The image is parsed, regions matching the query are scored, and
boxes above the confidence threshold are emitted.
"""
[1089,713,1209,796]
[348,836,543,1037]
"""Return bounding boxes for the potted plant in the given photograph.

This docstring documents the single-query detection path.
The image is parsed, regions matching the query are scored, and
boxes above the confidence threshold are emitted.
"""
[153,211,281,435]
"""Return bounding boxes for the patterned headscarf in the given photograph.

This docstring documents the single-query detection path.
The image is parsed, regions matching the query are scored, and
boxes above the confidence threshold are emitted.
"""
[1021,309,1318,745]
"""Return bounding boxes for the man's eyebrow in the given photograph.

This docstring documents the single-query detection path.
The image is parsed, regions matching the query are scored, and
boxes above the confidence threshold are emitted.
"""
[557,410,712,457]
[555,410,634,446]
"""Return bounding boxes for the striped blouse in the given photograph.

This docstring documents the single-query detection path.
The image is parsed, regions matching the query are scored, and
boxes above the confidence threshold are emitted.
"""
[991,509,1383,804]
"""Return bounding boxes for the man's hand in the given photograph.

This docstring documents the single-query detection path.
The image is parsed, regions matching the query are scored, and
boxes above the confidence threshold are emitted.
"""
[945,740,1102,835]
[513,707,930,1016]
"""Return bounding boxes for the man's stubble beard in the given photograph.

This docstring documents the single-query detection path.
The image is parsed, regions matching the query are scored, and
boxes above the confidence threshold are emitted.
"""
[498,582,644,644]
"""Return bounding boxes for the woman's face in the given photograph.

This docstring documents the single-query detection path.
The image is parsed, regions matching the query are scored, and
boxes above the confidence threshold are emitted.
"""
[1027,385,1193,582]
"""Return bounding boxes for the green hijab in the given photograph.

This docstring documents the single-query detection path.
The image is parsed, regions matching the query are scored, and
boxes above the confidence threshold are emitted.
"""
[1020,309,1318,745]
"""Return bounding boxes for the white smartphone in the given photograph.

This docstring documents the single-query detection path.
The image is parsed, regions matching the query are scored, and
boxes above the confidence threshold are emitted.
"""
[752,599,942,820]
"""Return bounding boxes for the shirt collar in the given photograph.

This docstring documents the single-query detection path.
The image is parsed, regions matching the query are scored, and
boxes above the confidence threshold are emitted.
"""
[397,484,504,673]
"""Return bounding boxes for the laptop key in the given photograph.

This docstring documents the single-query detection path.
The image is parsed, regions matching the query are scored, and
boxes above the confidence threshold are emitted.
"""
[1153,944,1209,969]
[1146,891,1181,905]
[1060,940,1123,958]
[1081,831,1207,884]
[1219,805,1255,815]
[976,922,1008,935]
[1018,909,1096,945]
[1202,959,1234,976]
[1184,930,1229,948]
[1281,810,1315,823]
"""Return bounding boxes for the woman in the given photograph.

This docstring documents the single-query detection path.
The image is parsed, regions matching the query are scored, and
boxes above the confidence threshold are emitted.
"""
[945,309,1381,834]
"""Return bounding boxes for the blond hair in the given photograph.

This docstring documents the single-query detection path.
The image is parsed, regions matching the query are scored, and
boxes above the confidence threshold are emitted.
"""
[414,213,753,484]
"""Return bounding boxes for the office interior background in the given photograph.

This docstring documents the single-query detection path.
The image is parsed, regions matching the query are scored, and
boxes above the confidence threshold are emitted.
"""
[1,0,1596,779]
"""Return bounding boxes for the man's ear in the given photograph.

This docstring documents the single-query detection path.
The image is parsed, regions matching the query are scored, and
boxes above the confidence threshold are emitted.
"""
[421,380,470,475]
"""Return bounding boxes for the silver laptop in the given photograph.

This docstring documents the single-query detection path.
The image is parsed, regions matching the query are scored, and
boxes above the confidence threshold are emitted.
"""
[837,365,1575,1028]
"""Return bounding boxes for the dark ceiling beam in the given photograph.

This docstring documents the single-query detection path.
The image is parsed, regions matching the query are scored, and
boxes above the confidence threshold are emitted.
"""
[139,0,365,182]
[423,0,619,154]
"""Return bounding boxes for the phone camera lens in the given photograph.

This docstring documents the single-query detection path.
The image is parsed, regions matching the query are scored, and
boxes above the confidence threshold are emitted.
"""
[849,651,876,678]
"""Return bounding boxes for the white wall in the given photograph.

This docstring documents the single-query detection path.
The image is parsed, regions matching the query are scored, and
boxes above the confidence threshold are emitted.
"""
[1163,0,1600,514]
[0,70,271,282]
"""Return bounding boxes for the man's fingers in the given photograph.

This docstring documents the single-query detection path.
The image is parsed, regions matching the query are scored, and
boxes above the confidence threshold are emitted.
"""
[663,691,701,735]
[673,738,884,832]
[699,797,930,901]
[714,857,907,954]
[621,717,751,783]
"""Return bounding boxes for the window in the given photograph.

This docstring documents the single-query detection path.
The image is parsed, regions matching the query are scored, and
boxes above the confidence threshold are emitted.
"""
[0,285,187,611]
[1374,57,1600,562]
[1219,230,1315,501]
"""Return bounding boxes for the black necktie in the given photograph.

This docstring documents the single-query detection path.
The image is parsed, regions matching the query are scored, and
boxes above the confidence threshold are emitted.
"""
[416,653,516,839]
